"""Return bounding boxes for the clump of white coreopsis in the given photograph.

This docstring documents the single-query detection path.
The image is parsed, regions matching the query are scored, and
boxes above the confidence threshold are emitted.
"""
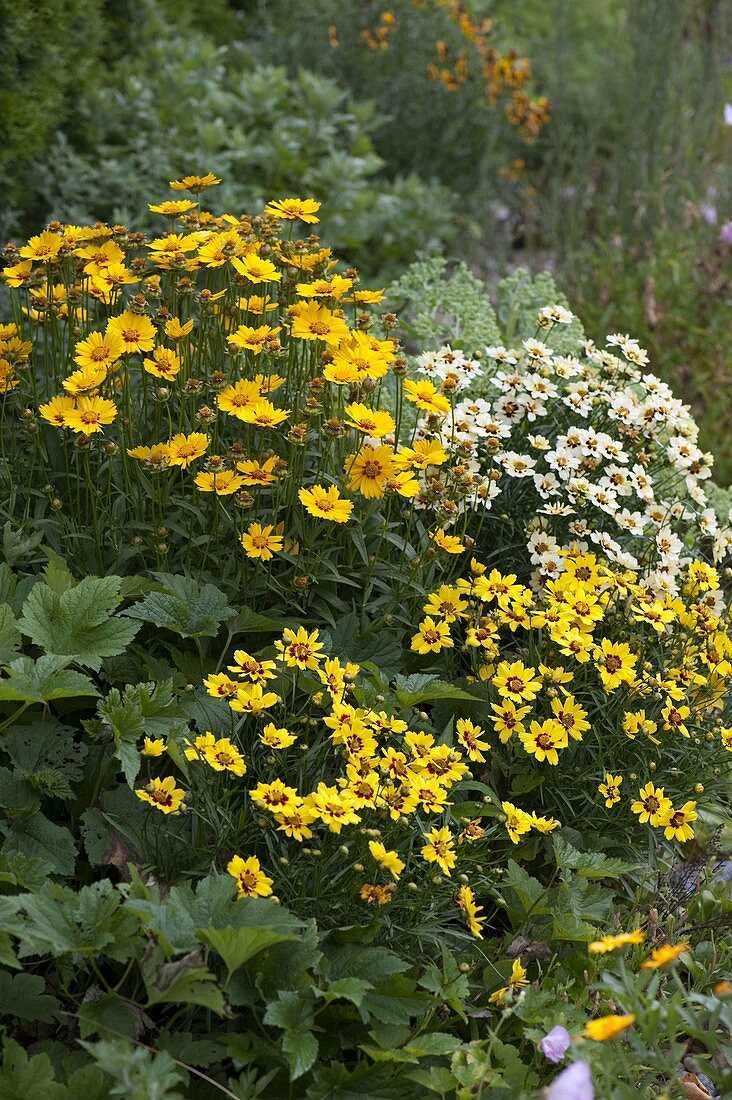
[409,309,731,595]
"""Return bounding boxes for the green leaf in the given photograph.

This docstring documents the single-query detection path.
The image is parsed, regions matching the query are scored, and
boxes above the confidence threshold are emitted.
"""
[97,680,188,787]
[9,880,138,961]
[282,1029,318,1081]
[0,1039,66,1100]
[0,656,98,703]
[2,812,77,876]
[316,977,373,1008]
[123,573,235,638]
[143,950,227,1016]
[417,948,468,1022]
[199,924,298,981]
[393,674,478,706]
[0,971,60,1023]
[553,835,639,879]
[503,860,549,915]
[18,576,139,670]
[230,606,284,634]
[77,993,142,1041]
[0,606,20,664]
[80,1039,186,1099]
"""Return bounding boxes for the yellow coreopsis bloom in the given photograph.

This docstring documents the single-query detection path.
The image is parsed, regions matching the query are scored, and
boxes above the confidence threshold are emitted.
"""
[107,310,156,354]
[164,317,194,339]
[344,402,395,438]
[584,1014,635,1041]
[141,737,166,757]
[194,470,246,496]
[260,724,297,749]
[275,626,325,670]
[411,617,454,654]
[64,396,117,434]
[289,301,349,345]
[299,484,353,523]
[135,776,186,815]
[143,346,181,379]
[170,173,221,192]
[20,231,62,262]
[455,718,490,763]
[346,444,396,498]
[588,929,644,954]
[659,801,697,842]
[421,826,456,875]
[489,959,529,1005]
[227,854,273,898]
[593,639,638,691]
[492,659,541,703]
[228,324,281,354]
[39,395,76,428]
[74,330,123,370]
[231,254,281,283]
[519,719,568,765]
[431,528,465,554]
[598,773,623,807]
[502,801,533,844]
[306,783,361,833]
[640,942,690,970]
[166,432,208,468]
[240,523,284,561]
[456,884,485,938]
[265,197,321,223]
[149,199,198,216]
[631,782,672,827]
[238,398,289,430]
[403,378,451,414]
[230,683,279,714]
[250,779,299,814]
[368,840,405,880]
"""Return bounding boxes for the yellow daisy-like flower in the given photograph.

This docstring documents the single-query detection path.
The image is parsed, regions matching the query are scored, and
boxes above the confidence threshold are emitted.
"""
[260,723,297,749]
[306,783,361,833]
[227,854,273,898]
[240,523,284,561]
[631,782,672,827]
[584,1014,635,1041]
[39,395,76,428]
[236,456,280,486]
[143,346,181,379]
[64,396,117,434]
[289,301,349,346]
[455,718,490,763]
[296,274,353,299]
[492,659,541,703]
[200,735,247,777]
[216,379,262,418]
[588,929,644,955]
[368,840,405,880]
[19,230,62,262]
[74,330,123,370]
[194,470,246,496]
[502,800,533,844]
[346,444,395,498]
[265,197,321,223]
[170,173,222,192]
[3,260,33,286]
[344,402,395,438]
[238,398,289,430]
[166,432,208,468]
[229,683,280,714]
[598,773,623,808]
[421,825,456,876]
[62,363,108,396]
[164,317,194,340]
[231,254,281,284]
[659,801,697,842]
[298,484,353,523]
[106,310,156,355]
[640,942,690,970]
[275,626,325,670]
[228,323,281,354]
[403,378,451,414]
[127,443,171,469]
[489,959,529,1005]
[135,776,186,815]
[430,528,465,554]
[141,737,166,757]
[410,617,454,655]
[148,199,198,216]
[456,884,485,938]
[250,779,300,814]
[593,639,638,691]
[519,718,568,765]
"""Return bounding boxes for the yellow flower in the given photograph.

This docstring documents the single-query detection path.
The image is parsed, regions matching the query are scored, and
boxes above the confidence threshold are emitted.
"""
[430,528,465,554]
[519,719,568,765]
[141,737,166,757]
[3,260,33,286]
[166,432,208,468]
[164,317,194,339]
[265,197,321,223]
[403,378,451,414]
[593,639,638,691]
[250,779,299,814]
[64,396,117,434]
[228,651,277,682]
[588,929,644,954]
[127,443,171,469]
[216,379,262,418]
[194,470,246,496]
[240,523,284,561]
[74,330,123,370]
[297,274,353,299]
[231,254,282,283]
[230,683,279,714]
[598,773,623,808]
[228,323,281,354]
[349,288,386,304]
[423,585,468,623]
[550,694,589,741]
[490,700,531,743]
[306,783,361,833]
[659,801,697,842]
[227,854,273,898]
[135,776,186,815]
[641,943,690,970]
[39,395,76,428]
[661,700,691,739]
[170,173,221,192]
[623,710,659,743]
[203,673,240,698]
[236,456,280,486]
[200,735,247,777]
[502,801,533,844]
[492,659,541,703]
[631,782,672,827]
[584,1014,635,1041]
[411,617,454,655]
[456,718,490,762]
[62,363,108,396]
[20,230,63,262]
[456,884,485,938]
[148,199,198,216]
[421,826,456,875]
[489,959,529,1005]
[359,883,395,906]
[298,484,353,523]
[344,402,395,438]
[143,346,181,379]
[275,626,324,670]
[393,438,447,470]
[368,840,405,880]
[260,723,297,749]
[289,301,350,346]
[238,398,289,430]
[106,310,156,354]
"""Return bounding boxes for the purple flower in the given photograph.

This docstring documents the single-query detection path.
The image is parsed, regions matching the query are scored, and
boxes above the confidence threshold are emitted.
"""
[545,1061,594,1100]
[719,221,732,244]
[724,103,732,127]
[538,1025,572,1063]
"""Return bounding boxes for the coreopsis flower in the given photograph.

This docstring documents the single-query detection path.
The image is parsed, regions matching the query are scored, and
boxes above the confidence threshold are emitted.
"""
[368,840,404,880]
[107,310,156,354]
[289,301,349,345]
[492,659,541,703]
[164,317,194,339]
[127,443,171,469]
[64,396,117,434]
[231,254,281,284]
[343,402,395,438]
[62,363,108,396]
[588,929,644,954]
[598,773,623,807]
[39,395,76,428]
[265,197,321,223]
[423,586,468,623]
[298,484,353,523]
[275,626,325,671]
[170,173,221,192]
[274,804,317,842]
[456,884,485,938]
[394,438,448,470]
[491,700,532,743]
[238,398,289,430]
[410,617,454,654]
[349,288,385,304]
[346,445,396,498]
[550,695,589,741]
[593,639,638,691]
[228,323,281,354]
[297,274,353,299]
[489,959,529,1004]
[203,673,240,698]
[631,782,673,826]
[659,801,697,842]
[250,779,299,814]
[530,812,561,833]
[229,683,279,714]
[135,776,186,814]
[306,783,360,832]
[661,701,692,738]
[141,737,166,757]
[228,651,277,682]
[201,735,247,777]
[260,724,297,749]
[148,199,198,216]
[143,346,181,379]
[623,710,659,742]
[236,456,280,486]
[430,528,465,554]
[74,330,123,370]
[641,942,690,970]
[359,883,395,906]
[584,1014,635,1041]
[227,854,273,898]
[240,522,284,561]
[502,800,533,844]
[519,719,568,765]
[421,826,456,875]
[3,260,33,287]
[20,231,63,262]
[166,432,208,468]
[216,380,262,418]
[403,378,451,414]
[454,718,489,763]
[195,470,246,495]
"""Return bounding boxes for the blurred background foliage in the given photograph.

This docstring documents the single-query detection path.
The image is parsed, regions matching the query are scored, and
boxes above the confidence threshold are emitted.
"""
[1,0,730,478]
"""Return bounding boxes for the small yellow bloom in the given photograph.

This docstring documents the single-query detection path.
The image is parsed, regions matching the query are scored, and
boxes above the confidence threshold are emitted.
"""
[227,854,273,898]
[299,484,353,523]
[430,528,465,554]
[588,929,644,954]
[598,773,623,808]
[489,959,529,1005]
[141,737,166,757]
[421,826,456,876]
[641,942,690,970]
[135,776,186,815]
[240,522,284,561]
[265,197,321,223]
[368,840,405,880]
[411,617,454,655]
[584,1013,635,1041]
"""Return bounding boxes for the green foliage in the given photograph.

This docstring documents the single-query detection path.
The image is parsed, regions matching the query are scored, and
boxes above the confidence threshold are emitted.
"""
[388,256,501,352]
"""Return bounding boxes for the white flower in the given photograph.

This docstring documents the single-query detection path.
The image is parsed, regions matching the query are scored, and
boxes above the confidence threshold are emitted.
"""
[534,472,560,498]
[615,508,648,535]
[527,530,559,563]
[522,338,553,361]
[538,304,574,326]
[485,345,518,364]
[499,451,536,477]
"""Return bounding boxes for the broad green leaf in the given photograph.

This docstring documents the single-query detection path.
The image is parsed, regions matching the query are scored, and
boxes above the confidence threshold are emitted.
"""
[198,924,298,980]
[143,951,227,1016]
[77,992,142,1041]
[393,674,478,706]
[503,860,549,916]
[80,1040,186,1098]
[0,971,60,1023]
[553,835,639,879]
[97,680,188,787]
[0,1039,66,1100]
[230,606,284,634]
[18,576,139,670]
[2,812,77,877]
[123,572,235,637]
[282,1029,318,1081]
[316,977,373,1008]
[0,606,20,664]
[0,656,98,703]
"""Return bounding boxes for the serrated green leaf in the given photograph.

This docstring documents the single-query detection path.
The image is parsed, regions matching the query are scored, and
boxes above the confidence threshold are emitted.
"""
[553,834,639,879]
[143,951,227,1016]
[18,576,138,670]
[316,977,373,1008]
[123,573,235,637]
[199,924,298,981]
[0,971,60,1023]
[2,812,77,876]
[0,656,98,703]
[0,605,20,664]
[0,1039,66,1099]
[503,860,549,915]
[282,1029,318,1081]
[393,674,478,706]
